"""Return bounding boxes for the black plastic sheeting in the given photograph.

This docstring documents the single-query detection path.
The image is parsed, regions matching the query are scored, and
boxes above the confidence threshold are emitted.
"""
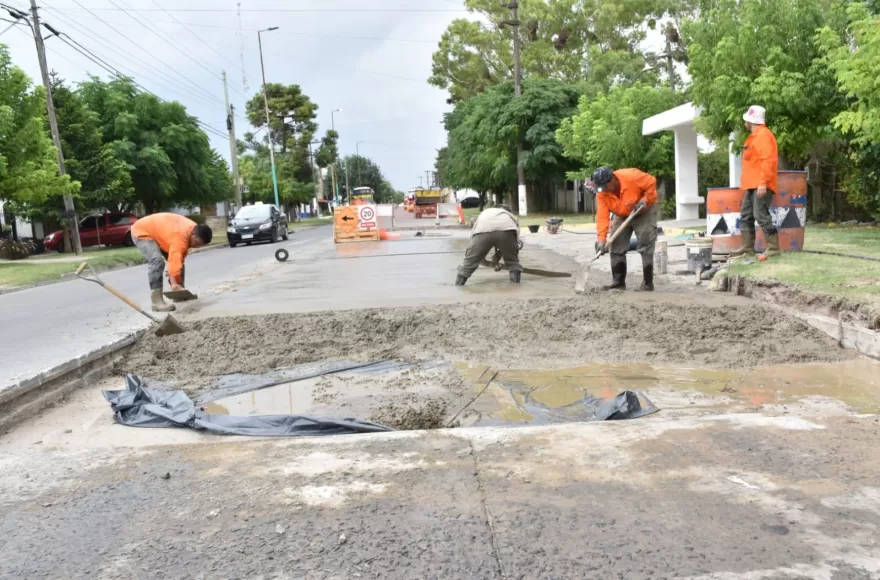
[103,374,393,437]
[591,391,658,421]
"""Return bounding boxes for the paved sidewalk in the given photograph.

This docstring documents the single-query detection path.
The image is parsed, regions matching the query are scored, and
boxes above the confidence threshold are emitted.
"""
[2,404,878,579]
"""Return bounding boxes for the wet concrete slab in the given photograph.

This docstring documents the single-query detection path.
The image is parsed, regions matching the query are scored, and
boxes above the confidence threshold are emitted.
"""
[179,231,579,319]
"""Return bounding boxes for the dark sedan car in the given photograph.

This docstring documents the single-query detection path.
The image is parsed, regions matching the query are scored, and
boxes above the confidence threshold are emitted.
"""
[227,204,289,247]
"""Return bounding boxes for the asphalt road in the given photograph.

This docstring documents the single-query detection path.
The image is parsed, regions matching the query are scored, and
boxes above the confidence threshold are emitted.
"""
[0,225,330,390]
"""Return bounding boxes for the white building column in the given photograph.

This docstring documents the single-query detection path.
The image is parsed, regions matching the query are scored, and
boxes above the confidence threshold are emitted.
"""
[728,132,742,188]
[673,126,701,220]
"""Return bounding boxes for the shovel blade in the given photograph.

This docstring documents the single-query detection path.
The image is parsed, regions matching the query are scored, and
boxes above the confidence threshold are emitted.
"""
[575,253,601,294]
[163,289,198,302]
[574,264,591,294]
[154,315,186,337]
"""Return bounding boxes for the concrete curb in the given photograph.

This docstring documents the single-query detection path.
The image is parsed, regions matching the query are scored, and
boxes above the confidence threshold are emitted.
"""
[721,274,880,361]
[0,329,148,433]
[0,243,230,296]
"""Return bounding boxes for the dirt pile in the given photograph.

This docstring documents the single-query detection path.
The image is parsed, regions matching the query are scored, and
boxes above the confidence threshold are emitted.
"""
[120,294,851,382]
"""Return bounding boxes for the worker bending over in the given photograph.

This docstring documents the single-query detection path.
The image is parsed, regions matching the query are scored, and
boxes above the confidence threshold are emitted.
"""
[730,105,780,258]
[131,213,213,312]
[456,204,522,286]
[591,167,659,291]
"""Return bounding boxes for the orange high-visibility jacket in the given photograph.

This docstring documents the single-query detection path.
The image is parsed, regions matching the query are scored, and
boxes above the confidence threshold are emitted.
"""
[741,125,778,193]
[131,213,196,280]
[596,168,658,242]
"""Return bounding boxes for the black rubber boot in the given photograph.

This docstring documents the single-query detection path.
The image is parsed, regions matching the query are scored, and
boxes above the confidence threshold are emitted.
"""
[455,274,468,286]
[509,271,521,284]
[638,265,654,292]
[601,262,627,291]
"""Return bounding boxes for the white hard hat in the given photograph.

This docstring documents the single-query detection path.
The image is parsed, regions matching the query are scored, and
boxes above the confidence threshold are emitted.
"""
[743,105,766,125]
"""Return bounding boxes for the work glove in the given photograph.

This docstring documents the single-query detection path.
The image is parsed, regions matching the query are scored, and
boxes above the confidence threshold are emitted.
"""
[595,240,607,255]
[632,200,647,215]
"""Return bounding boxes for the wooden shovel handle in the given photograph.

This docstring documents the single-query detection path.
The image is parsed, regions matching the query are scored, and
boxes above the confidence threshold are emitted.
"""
[101,282,159,323]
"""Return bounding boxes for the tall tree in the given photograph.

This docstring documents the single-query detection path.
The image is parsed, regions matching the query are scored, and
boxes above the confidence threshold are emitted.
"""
[315,129,339,169]
[79,77,231,213]
[430,0,690,103]
[245,83,318,155]
[682,0,844,164]
[334,155,394,202]
[0,46,77,219]
[50,75,134,212]
[556,84,682,179]
[818,0,880,217]
[442,78,582,210]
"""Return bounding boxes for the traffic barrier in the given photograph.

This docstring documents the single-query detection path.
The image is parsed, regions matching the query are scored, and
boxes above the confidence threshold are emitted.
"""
[706,171,807,254]
[333,205,380,244]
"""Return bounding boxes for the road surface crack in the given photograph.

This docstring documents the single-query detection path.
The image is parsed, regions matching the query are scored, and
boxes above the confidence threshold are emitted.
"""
[469,439,507,580]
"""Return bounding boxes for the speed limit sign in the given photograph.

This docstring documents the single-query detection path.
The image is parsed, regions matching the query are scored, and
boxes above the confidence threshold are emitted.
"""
[358,205,377,230]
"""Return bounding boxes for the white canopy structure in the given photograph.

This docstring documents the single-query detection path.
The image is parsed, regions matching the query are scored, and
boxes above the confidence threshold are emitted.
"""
[642,102,743,222]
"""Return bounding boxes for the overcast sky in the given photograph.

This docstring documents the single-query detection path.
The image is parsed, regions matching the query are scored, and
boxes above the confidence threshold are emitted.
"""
[1,0,467,192]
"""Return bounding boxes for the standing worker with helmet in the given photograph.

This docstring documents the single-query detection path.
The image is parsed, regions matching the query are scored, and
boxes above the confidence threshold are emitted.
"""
[591,167,659,291]
[455,204,523,286]
[131,213,213,312]
[730,105,780,258]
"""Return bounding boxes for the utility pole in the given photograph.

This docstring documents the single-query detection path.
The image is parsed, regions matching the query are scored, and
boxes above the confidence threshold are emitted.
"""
[29,0,81,254]
[222,71,242,211]
[425,170,432,188]
[500,1,527,216]
[258,27,280,207]
[665,25,676,92]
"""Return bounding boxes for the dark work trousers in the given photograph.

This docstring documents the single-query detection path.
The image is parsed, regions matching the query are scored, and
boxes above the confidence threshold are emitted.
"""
[609,204,658,270]
[458,230,522,278]
[740,189,776,236]
[135,239,184,290]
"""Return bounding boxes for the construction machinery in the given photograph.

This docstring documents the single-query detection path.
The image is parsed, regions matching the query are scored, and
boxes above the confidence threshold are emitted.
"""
[413,187,445,219]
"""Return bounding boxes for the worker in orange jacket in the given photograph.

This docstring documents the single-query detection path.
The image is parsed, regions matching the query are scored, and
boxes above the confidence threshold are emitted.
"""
[131,213,213,312]
[731,105,780,258]
[591,167,659,291]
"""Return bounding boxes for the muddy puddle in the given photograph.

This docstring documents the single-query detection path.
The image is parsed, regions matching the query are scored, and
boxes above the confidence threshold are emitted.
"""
[189,357,880,432]
[456,358,880,426]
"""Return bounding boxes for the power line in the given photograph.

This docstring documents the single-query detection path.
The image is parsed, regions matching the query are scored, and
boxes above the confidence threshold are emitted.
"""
[147,0,245,90]
[45,9,438,44]
[103,0,225,83]
[42,0,226,107]
[7,7,228,143]
[53,33,228,139]
[41,7,469,13]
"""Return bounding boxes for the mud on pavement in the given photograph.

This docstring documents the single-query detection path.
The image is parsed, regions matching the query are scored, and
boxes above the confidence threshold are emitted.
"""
[121,293,850,385]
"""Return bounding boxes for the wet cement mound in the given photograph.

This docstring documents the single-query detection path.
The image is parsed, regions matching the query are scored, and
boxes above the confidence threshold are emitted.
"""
[121,296,851,383]
[369,399,450,431]
[121,296,851,382]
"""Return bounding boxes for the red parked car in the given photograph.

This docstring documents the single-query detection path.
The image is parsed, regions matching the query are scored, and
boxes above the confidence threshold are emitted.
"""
[44,212,138,252]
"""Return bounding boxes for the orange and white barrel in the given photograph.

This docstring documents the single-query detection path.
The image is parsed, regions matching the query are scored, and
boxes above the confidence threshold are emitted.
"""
[706,170,807,255]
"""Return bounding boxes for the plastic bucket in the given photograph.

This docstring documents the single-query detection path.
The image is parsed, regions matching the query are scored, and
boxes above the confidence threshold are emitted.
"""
[685,237,713,273]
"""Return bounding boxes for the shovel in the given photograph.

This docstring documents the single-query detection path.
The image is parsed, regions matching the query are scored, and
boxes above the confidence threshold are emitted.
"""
[74,262,186,337]
[574,204,643,294]
[480,259,571,278]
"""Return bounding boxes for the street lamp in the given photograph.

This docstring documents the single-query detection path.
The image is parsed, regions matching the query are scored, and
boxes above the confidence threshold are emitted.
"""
[330,109,342,204]
[356,141,365,187]
[258,26,280,207]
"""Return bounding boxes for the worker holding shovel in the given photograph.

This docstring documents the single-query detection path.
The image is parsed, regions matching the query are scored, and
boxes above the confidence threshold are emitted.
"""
[591,167,659,291]
[131,213,213,312]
